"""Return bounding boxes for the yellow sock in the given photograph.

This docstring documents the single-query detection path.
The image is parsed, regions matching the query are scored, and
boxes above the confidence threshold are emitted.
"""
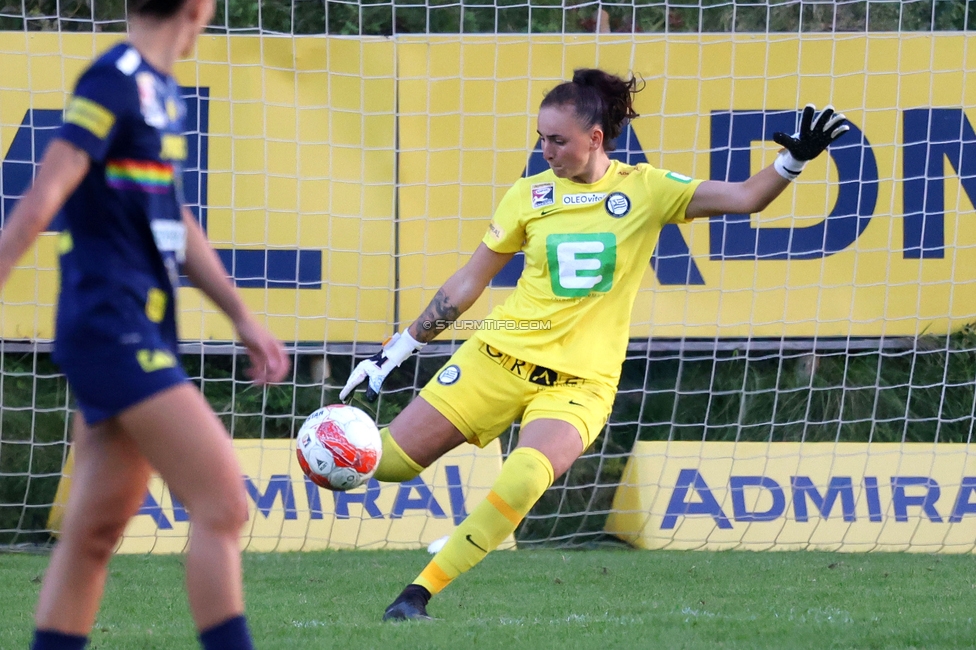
[414,447,554,595]
[373,428,424,483]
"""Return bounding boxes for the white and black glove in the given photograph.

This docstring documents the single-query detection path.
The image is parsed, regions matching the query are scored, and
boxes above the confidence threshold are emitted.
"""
[772,104,850,181]
[339,330,426,402]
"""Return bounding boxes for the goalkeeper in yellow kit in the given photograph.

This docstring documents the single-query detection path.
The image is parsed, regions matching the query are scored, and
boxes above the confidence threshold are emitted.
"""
[340,68,849,620]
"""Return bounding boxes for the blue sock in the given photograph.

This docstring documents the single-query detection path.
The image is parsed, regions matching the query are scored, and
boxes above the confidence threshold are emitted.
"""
[199,615,254,650]
[30,629,88,650]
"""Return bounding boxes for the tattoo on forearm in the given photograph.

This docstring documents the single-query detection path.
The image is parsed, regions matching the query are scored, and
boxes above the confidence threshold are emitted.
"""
[415,289,461,342]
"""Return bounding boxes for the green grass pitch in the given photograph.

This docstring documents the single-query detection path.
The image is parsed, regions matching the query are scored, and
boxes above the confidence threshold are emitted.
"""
[2,548,975,649]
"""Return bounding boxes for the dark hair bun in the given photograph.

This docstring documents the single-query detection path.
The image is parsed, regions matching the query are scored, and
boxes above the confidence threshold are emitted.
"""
[541,68,642,151]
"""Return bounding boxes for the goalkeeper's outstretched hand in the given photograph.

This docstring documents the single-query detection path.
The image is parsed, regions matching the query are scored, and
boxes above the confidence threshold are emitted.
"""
[339,330,426,403]
[772,104,849,180]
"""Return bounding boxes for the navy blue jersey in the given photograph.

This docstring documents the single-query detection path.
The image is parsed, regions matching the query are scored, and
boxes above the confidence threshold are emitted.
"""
[51,43,191,423]
[54,42,187,357]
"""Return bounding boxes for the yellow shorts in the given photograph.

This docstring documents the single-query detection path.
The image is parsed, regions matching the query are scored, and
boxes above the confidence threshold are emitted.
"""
[419,336,616,450]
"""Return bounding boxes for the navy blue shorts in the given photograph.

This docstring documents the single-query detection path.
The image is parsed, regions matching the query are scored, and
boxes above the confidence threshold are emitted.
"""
[55,338,188,426]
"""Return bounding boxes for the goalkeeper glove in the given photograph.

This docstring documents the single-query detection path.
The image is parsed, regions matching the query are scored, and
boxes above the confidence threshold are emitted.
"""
[339,330,426,402]
[772,104,850,181]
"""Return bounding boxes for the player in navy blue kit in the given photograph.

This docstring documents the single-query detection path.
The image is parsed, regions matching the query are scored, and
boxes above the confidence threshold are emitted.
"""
[0,0,290,647]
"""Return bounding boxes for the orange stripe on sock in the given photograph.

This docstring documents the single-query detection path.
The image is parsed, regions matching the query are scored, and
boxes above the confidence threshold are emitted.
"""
[486,490,522,526]
[417,561,453,594]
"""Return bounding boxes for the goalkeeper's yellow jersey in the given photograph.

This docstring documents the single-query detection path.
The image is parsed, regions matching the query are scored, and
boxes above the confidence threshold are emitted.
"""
[479,159,702,384]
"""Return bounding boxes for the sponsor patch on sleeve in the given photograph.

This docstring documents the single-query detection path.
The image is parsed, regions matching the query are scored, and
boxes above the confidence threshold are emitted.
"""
[665,171,694,184]
[487,221,505,242]
[64,96,116,139]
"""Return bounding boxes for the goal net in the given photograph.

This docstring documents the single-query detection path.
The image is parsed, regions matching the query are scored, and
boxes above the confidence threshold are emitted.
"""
[3,0,976,553]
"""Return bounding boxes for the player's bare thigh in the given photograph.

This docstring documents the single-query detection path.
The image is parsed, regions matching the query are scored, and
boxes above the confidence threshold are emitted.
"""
[388,396,466,468]
[517,418,583,480]
[56,413,153,546]
[65,413,153,515]
[114,382,246,525]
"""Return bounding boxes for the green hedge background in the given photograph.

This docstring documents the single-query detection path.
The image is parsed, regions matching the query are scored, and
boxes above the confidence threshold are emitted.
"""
[6,330,976,546]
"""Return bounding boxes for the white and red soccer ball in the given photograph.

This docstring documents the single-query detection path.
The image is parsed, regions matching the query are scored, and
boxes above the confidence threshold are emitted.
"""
[295,404,382,491]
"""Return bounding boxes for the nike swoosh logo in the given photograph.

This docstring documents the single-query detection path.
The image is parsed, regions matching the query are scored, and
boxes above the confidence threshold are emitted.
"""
[465,534,488,553]
[569,399,584,406]
[540,208,561,216]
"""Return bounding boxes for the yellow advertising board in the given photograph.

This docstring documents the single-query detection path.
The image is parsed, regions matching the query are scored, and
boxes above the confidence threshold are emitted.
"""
[4,34,976,343]
[607,441,976,552]
[0,33,395,344]
[396,34,976,340]
[49,438,509,553]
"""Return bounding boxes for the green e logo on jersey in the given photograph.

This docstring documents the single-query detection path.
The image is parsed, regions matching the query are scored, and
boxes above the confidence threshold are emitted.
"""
[546,233,617,298]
